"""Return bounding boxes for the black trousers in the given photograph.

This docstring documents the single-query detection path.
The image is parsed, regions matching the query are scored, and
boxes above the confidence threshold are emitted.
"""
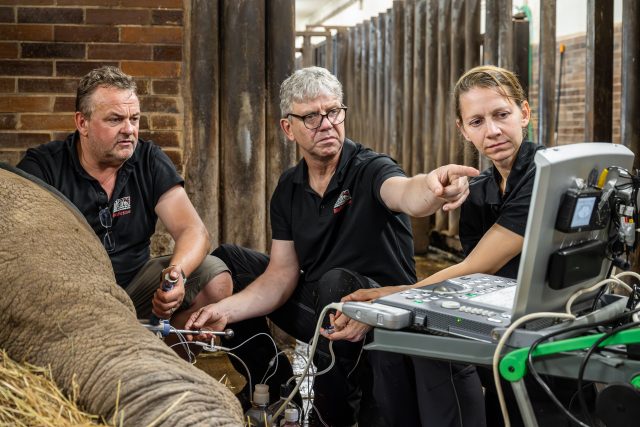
[213,244,486,427]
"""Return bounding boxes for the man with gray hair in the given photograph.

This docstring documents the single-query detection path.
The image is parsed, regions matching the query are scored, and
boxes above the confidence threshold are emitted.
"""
[187,66,482,426]
[17,66,232,344]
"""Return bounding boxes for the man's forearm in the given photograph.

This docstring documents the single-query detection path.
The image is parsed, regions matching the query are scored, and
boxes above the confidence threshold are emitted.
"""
[169,226,211,277]
[217,271,298,324]
[399,174,444,217]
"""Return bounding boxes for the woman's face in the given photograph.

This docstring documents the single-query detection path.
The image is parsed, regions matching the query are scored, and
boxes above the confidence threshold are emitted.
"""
[457,87,530,169]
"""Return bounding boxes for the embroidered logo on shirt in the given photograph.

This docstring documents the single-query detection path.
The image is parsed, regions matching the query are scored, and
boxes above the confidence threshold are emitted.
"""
[113,196,131,217]
[333,189,352,214]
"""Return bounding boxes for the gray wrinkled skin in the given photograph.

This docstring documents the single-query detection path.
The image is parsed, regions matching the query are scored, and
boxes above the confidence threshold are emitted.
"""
[0,168,243,426]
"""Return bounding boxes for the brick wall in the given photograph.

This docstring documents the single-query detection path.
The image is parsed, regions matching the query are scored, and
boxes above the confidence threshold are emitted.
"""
[0,0,186,170]
[528,24,622,145]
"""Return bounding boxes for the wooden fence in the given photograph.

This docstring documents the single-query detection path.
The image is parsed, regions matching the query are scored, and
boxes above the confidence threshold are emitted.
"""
[298,0,640,241]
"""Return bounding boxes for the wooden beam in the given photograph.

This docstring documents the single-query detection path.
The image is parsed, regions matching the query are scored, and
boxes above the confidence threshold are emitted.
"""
[537,0,556,146]
[584,0,613,142]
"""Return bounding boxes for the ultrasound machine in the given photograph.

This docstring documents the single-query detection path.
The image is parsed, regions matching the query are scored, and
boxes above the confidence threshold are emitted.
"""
[340,142,640,426]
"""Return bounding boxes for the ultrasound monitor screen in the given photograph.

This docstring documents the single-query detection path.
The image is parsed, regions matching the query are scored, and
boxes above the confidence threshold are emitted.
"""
[571,196,596,227]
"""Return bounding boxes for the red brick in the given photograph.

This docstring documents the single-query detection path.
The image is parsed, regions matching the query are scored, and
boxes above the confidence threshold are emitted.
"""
[121,27,182,44]
[0,0,52,5]
[86,8,150,26]
[0,6,14,22]
[134,78,149,95]
[151,114,179,129]
[122,61,180,78]
[162,147,182,167]
[22,42,85,59]
[18,7,82,24]
[139,114,149,130]
[55,25,118,43]
[0,113,16,129]
[0,24,53,41]
[0,77,14,92]
[51,131,70,141]
[88,44,151,60]
[152,9,182,26]
[0,132,51,148]
[53,95,75,112]
[20,113,74,130]
[152,79,179,95]
[139,130,180,147]
[140,96,178,113]
[56,61,118,77]
[123,0,182,7]
[0,60,52,76]
[0,95,51,112]
[0,41,17,58]
[19,77,77,93]
[57,0,119,5]
[153,45,181,61]
[0,149,24,166]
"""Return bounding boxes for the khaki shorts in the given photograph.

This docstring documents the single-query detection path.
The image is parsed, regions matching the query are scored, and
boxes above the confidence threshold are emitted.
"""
[125,255,229,319]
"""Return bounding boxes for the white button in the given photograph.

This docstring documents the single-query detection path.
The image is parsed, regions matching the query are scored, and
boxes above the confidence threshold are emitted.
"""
[488,318,503,323]
[441,301,461,309]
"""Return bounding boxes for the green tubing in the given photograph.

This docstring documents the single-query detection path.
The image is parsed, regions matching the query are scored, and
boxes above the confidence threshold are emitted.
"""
[499,327,640,382]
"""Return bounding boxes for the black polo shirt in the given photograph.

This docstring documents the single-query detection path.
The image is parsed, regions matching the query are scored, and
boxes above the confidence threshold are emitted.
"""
[270,138,416,286]
[17,131,183,287]
[459,140,542,279]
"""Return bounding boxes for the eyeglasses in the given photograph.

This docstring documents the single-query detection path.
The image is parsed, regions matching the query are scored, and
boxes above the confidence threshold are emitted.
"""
[99,206,115,253]
[287,106,347,130]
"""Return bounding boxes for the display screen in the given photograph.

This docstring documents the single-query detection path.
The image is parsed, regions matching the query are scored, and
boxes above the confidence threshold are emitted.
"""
[571,196,596,227]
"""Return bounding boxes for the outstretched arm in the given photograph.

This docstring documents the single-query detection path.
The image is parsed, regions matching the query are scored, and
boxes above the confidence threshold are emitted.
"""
[380,164,479,217]
[326,223,523,342]
[185,239,300,339]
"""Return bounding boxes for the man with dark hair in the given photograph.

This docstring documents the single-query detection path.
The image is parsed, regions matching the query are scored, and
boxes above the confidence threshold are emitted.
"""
[17,66,231,336]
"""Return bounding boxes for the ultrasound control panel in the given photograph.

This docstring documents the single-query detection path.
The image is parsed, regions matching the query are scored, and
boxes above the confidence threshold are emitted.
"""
[375,273,518,342]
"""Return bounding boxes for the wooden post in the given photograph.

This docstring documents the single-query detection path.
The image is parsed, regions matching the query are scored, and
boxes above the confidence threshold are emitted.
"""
[376,13,385,155]
[412,0,428,253]
[368,18,377,150]
[352,24,362,142]
[484,0,499,66]
[185,0,220,246]
[221,0,266,250]
[266,0,296,243]
[448,0,465,237]
[622,0,640,168]
[424,0,439,174]
[537,0,556,147]
[498,0,513,70]
[411,0,426,176]
[584,0,613,143]
[402,0,414,173]
[512,13,530,99]
[434,0,451,232]
[361,21,369,145]
[464,0,481,168]
[383,10,393,155]
[389,1,405,161]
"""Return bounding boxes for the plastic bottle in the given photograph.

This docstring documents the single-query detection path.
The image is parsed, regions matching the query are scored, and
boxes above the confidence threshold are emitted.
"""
[244,384,271,427]
[281,408,301,426]
[266,383,302,426]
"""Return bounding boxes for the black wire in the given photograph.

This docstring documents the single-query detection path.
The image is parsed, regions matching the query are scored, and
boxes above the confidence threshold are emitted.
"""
[591,262,615,312]
[576,320,640,425]
[524,305,640,426]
